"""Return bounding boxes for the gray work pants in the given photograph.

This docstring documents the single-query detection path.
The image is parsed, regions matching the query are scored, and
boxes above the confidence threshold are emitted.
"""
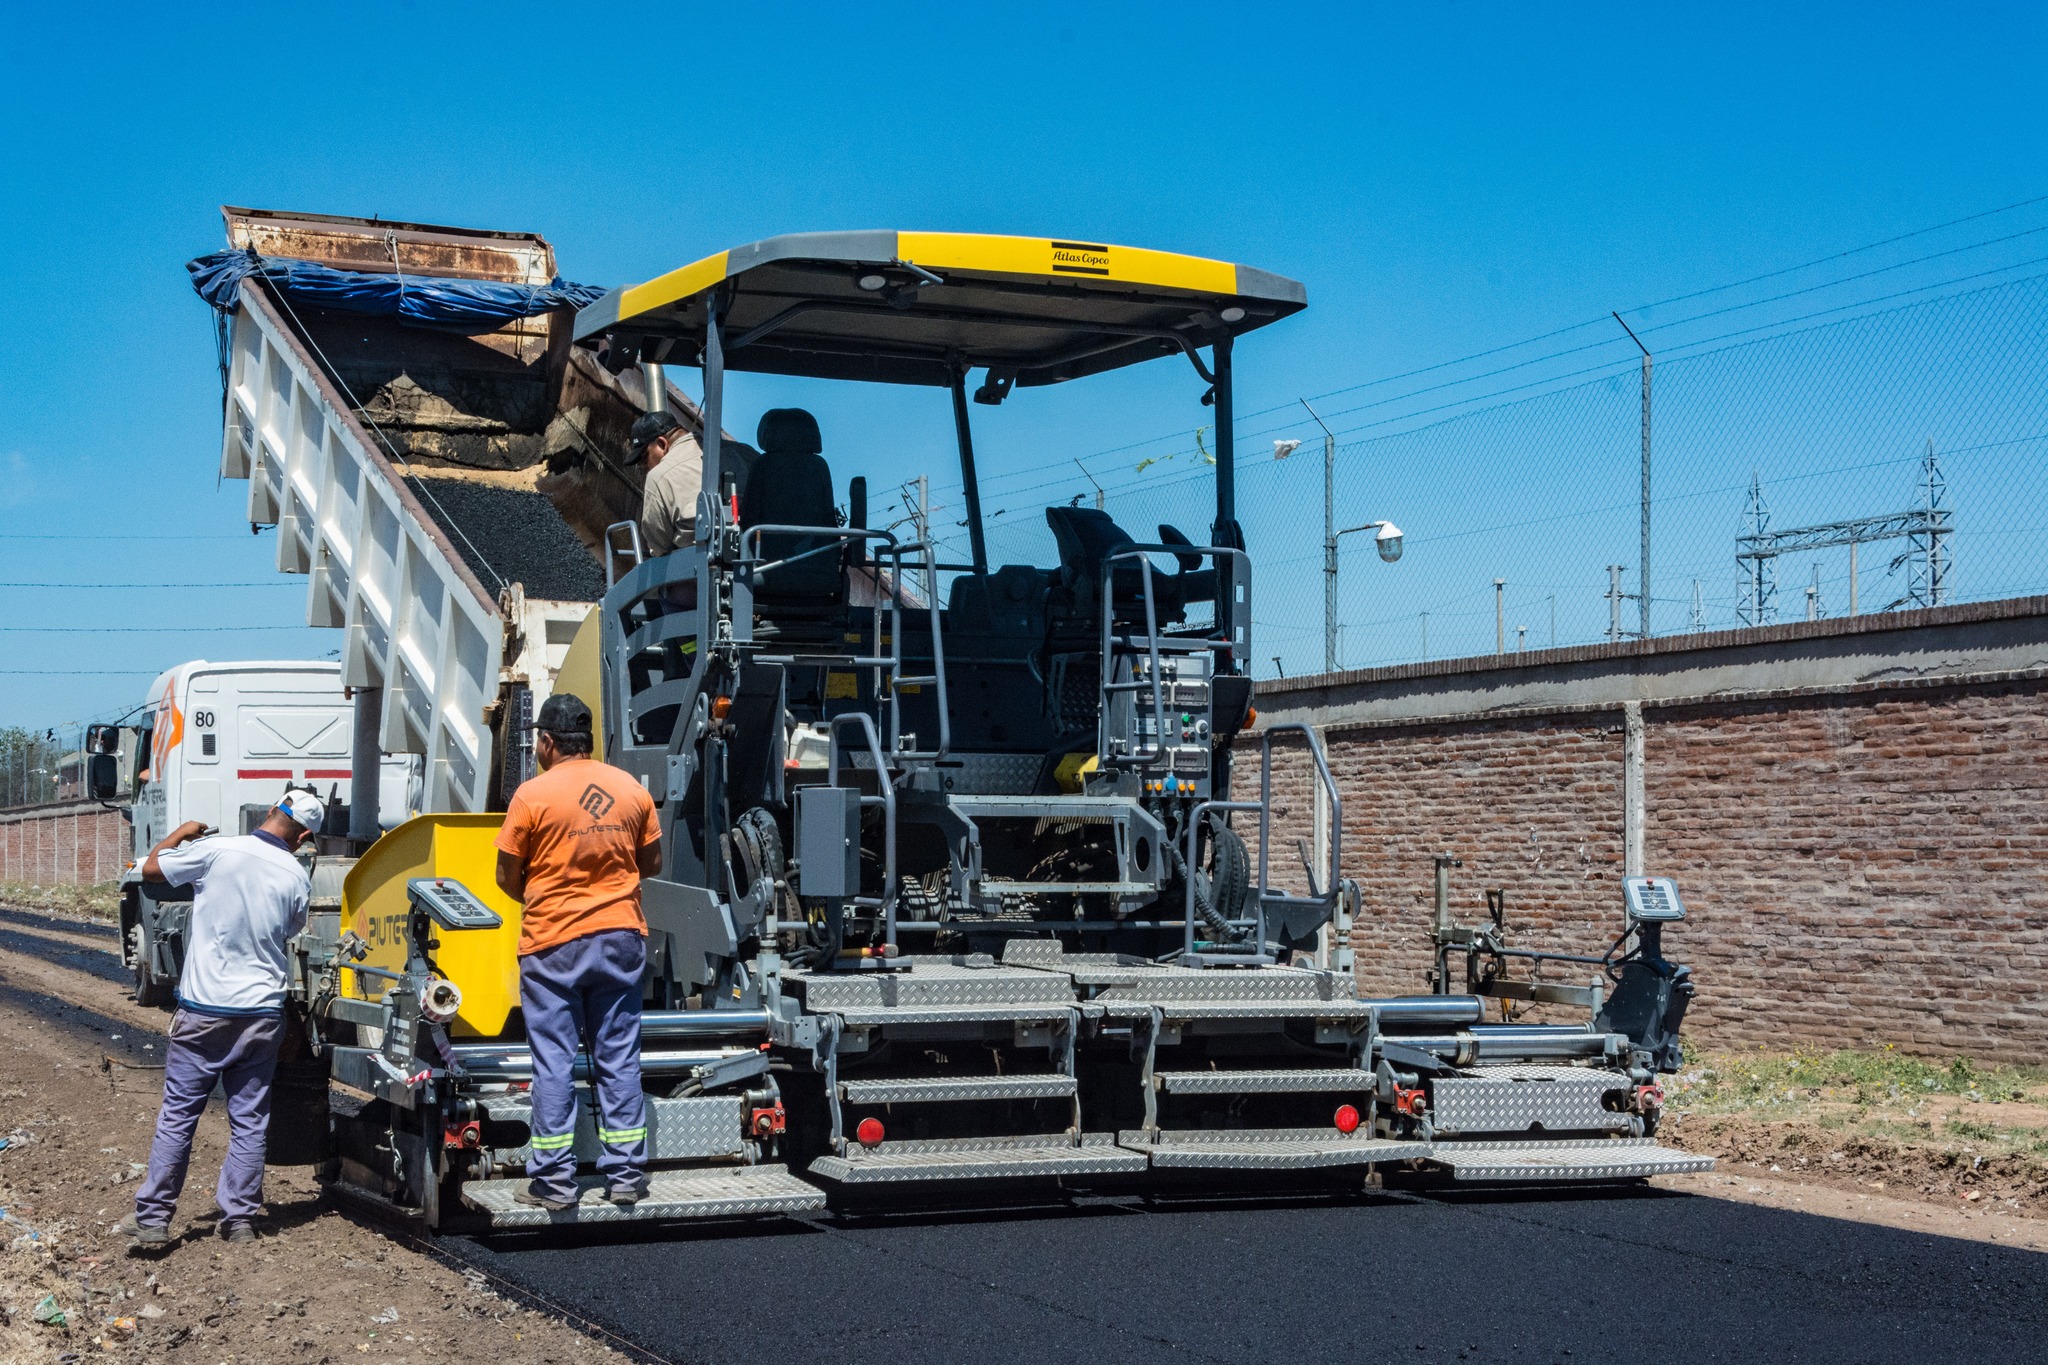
[133,1009,283,1227]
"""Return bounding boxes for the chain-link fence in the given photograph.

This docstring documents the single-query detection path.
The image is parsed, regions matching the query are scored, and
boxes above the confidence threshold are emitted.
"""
[924,211,2048,678]
[0,724,88,810]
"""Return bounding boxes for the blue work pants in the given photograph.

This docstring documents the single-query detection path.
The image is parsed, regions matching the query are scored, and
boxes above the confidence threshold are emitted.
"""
[518,928,649,1198]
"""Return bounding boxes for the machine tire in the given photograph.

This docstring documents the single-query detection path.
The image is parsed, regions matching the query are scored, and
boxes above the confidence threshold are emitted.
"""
[1193,824,1251,941]
[128,920,173,1009]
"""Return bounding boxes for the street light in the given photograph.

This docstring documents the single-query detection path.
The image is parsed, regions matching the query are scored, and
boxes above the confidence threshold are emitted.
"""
[1303,398,1406,673]
[1329,520,1405,669]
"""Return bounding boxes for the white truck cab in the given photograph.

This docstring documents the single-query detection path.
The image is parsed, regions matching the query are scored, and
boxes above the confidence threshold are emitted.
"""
[109,660,415,1006]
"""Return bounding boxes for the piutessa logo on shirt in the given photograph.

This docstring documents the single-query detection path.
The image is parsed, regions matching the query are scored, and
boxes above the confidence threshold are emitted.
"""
[579,784,616,820]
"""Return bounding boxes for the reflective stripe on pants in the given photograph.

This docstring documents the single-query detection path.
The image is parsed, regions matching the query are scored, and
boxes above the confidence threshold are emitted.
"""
[519,927,649,1199]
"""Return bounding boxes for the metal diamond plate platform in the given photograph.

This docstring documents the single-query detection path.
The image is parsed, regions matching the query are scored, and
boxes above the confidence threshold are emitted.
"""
[1430,1065,1632,1136]
[795,958,1079,1011]
[461,1164,826,1226]
[808,1133,1147,1183]
[840,1075,1077,1104]
[1155,1068,1377,1095]
[828,1003,1077,1026]
[1101,967,1344,1002]
[1097,998,1379,1021]
[1118,1129,1433,1170]
[479,1094,744,1162]
[1428,1138,1715,1181]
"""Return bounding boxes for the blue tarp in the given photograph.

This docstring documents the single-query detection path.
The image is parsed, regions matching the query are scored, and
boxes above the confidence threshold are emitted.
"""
[187,247,605,333]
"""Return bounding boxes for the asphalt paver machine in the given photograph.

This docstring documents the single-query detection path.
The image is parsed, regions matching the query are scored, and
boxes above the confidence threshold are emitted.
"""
[301,232,1711,1227]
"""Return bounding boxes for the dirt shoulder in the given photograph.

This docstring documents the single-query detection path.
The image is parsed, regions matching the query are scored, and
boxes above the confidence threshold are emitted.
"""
[0,905,626,1365]
[1646,1044,2048,1250]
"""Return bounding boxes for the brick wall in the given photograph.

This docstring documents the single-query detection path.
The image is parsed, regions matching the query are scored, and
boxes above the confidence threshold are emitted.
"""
[0,803,130,886]
[1250,596,2048,1064]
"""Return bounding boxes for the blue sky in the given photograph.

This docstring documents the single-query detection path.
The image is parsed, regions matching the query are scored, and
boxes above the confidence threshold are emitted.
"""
[3,2,2046,726]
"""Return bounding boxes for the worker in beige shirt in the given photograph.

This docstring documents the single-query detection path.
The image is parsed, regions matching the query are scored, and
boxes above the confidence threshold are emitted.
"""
[629,410,703,558]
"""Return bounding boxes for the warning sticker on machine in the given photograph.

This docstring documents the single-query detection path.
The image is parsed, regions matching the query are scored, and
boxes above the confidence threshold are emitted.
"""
[825,672,859,700]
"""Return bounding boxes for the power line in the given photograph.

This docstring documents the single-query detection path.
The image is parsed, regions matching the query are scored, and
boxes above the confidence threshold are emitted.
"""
[0,581,301,589]
[961,193,2048,498]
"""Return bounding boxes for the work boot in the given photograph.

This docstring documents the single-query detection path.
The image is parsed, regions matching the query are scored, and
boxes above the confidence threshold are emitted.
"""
[218,1220,257,1245]
[605,1180,649,1208]
[511,1182,578,1212]
[113,1212,170,1249]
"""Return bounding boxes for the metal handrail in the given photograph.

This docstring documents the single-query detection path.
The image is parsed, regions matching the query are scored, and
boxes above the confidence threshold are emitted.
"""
[603,520,645,588]
[1178,722,1345,966]
[827,711,899,951]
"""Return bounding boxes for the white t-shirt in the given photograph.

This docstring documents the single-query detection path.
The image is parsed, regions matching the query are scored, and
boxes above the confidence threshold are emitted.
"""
[155,833,311,1016]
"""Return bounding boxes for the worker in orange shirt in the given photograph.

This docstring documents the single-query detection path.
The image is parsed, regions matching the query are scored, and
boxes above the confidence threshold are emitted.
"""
[493,692,661,1210]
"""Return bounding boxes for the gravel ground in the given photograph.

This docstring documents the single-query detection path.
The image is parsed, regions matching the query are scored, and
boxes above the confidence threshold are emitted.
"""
[0,906,623,1365]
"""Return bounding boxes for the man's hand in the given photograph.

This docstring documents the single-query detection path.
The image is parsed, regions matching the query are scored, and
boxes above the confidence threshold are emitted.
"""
[142,821,214,882]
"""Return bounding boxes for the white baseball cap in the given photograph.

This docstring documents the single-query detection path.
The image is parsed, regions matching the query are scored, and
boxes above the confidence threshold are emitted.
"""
[276,790,328,833]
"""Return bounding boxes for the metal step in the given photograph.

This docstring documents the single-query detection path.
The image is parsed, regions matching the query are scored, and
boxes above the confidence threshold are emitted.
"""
[1154,1068,1376,1095]
[809,1132,1148,1183]
[1118,1129,1432,1170]
[1428,1138,1715,1182]
[840,1075,1078,1104]
[460,1164,826,1227]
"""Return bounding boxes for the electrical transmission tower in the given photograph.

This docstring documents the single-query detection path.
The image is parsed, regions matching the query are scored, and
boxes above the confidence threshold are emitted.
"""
[1736,443,1953,625]
[1737,473,1777,626]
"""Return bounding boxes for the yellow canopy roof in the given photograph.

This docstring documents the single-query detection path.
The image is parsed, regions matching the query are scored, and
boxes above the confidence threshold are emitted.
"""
[573,230,1305,387]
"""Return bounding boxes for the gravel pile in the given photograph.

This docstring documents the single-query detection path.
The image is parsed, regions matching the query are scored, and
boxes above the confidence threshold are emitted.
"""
[405,476,607,602]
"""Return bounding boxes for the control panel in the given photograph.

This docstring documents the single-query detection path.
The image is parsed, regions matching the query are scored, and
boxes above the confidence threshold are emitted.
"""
[1108,648,1215,799]
[405,877,505,931]
[1621,876,1687,923]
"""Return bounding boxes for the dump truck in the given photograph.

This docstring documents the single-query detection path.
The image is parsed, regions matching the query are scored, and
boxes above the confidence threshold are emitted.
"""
[194,212,1710,1229]
[86,659,417,1006]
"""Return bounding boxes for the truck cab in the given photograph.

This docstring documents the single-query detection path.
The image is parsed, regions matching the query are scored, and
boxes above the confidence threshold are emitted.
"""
[109,659,416,1006]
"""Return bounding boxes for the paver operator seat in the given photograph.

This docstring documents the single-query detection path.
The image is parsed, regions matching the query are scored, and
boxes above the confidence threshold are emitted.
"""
[741,407,845,619]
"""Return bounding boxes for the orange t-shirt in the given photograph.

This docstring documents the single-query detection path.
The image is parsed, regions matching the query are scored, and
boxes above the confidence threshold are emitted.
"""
[495,757,661,956]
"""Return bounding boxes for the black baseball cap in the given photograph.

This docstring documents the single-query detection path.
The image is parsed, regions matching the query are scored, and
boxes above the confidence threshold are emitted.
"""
[537,691,593,738]
[627,410,685,463]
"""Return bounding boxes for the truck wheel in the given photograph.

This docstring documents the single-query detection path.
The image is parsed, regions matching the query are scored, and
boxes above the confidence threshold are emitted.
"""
[129,921,173,1009]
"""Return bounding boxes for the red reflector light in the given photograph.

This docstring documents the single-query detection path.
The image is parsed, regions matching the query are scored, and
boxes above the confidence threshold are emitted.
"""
[1333,1104,1361,1134]
[855,1117,885,1147]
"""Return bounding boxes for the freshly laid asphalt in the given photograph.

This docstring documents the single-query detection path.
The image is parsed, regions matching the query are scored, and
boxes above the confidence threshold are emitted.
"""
[446,1181,2048,1365]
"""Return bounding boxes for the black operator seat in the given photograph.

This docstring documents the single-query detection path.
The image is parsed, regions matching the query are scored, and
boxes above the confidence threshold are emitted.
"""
[1044,506,1185,626]
[741,408,845,609]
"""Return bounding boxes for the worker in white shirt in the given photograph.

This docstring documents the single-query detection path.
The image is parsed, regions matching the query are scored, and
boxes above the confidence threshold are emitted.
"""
[116,790,322,1249]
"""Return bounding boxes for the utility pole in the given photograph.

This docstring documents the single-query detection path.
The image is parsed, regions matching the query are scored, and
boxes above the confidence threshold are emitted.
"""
[1614,312,1652,641]
[1072,459,1104,511]
[1690,579,1705,631]
[1303,399,1341,674]
[1516,625,1526,654]
[1420,612,1429,661]
[1806,563,1823,621]
[1849,539,1859,616]
[1494,579,1506,654]
[1606,565,1627,643]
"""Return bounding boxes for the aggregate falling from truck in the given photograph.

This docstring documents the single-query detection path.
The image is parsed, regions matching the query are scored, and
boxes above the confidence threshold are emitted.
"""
[194,210,1709,1229]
